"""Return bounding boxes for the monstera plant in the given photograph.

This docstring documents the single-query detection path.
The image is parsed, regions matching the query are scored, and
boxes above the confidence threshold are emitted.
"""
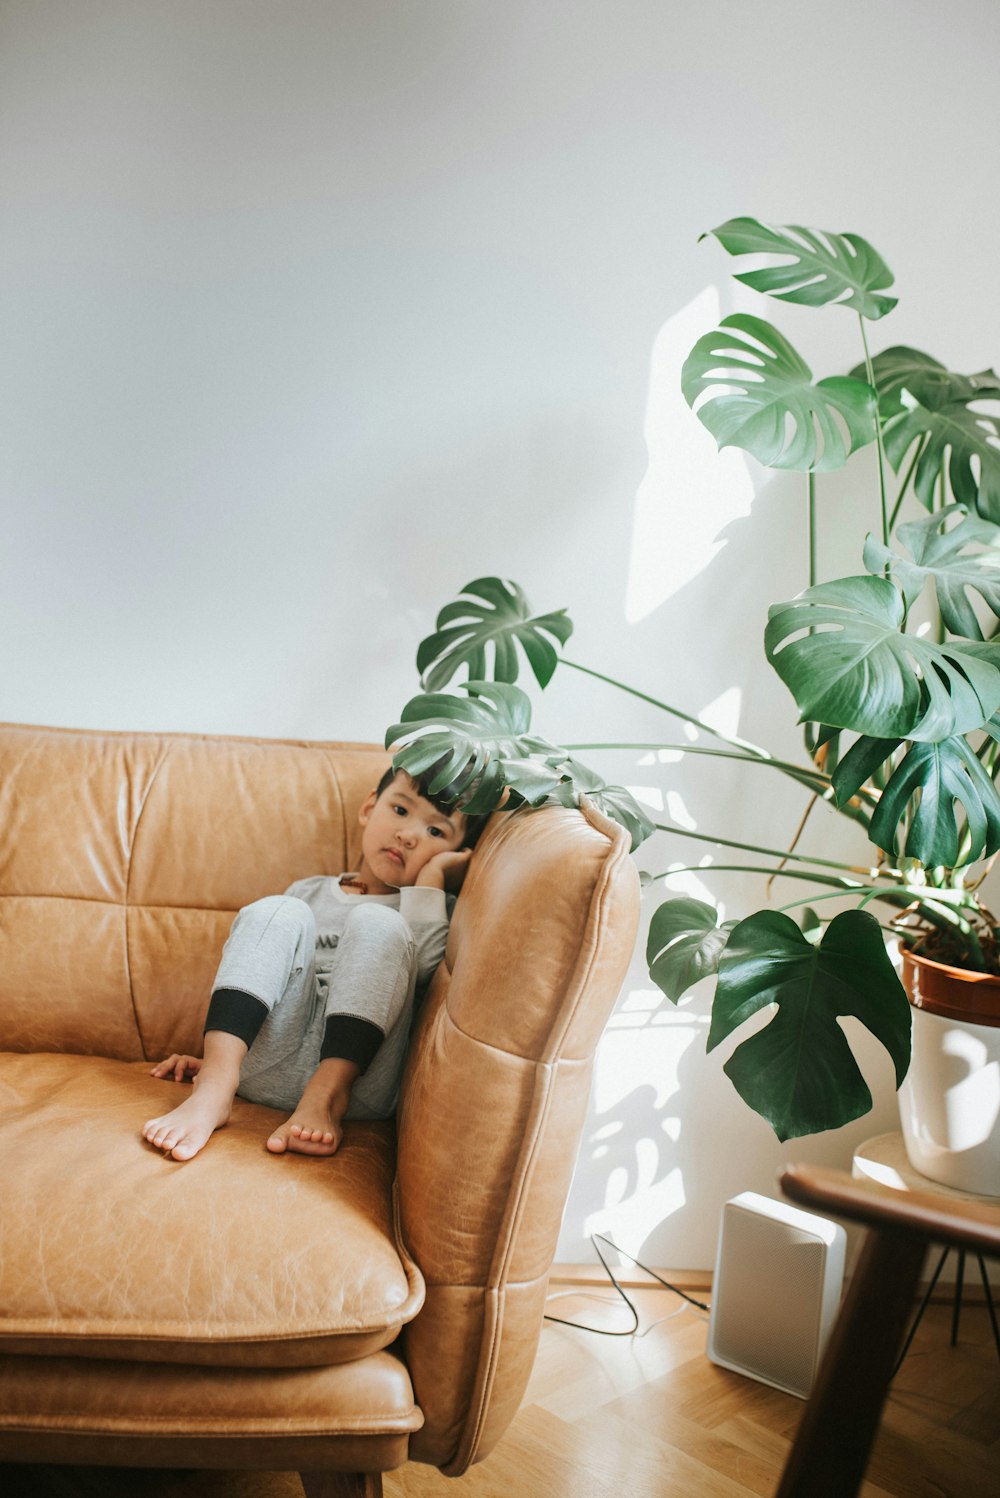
[386,218,1000,1143]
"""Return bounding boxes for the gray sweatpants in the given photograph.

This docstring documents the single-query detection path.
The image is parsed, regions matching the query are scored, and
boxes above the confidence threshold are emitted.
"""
[211,895,419,1120]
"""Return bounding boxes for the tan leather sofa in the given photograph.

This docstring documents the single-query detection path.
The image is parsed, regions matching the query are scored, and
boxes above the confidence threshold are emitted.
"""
[0,723,639,1495]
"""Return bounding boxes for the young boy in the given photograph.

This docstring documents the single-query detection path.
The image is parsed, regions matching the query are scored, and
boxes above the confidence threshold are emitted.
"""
[142,768,480,1162]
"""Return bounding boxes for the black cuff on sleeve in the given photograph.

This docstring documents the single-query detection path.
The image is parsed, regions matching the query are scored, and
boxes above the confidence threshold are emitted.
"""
[204,988,269,1048]
[320,1014,384,1073]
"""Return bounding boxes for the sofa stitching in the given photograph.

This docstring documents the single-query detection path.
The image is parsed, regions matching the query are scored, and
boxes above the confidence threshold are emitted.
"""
[0,1413,424,1435]
[2,1319,418,1341]
[317,749,351,871]
[0,893,237,910]
[447,803,637,1472]
[123,744,171,1060]
[453,1067,552,1472]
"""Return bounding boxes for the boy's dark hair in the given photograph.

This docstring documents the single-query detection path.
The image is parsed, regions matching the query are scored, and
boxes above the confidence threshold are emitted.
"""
[375,766,490,849]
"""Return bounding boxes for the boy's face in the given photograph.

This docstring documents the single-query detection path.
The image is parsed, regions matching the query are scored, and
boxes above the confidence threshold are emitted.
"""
[355,772,467,893]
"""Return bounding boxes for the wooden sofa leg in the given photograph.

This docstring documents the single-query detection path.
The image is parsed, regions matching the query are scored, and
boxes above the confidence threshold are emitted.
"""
[300,1472,383,1498]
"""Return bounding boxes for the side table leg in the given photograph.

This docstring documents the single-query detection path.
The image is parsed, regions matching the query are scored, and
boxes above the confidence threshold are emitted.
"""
[892,1243,948,1378]
[951,1249,966,1346]
[978,1253,1000,1362]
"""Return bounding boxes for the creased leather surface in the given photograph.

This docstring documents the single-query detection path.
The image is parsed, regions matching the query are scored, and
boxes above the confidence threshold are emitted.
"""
[126,905,244,1059]
[0,1432,412,1472]
[442,805,634,1062]
[0,723,390,1059]
[397,799,640,1472]
[0,723,639,1481]
[0,896,139,1057]
[0,1349,422,1432]
[0,1054,423,1365]
[0,1348,420,1469]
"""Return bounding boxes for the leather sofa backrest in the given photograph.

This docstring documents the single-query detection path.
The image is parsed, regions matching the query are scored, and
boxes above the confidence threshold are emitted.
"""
[397,798,639,1472]
[0,723,390,1059]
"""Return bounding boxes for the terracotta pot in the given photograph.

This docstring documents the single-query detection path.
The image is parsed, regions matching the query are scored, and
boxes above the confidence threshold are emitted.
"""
[898,946,1000,1198]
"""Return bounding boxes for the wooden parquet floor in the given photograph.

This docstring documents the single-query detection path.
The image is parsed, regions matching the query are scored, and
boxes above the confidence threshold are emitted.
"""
[7,1285,999,1498]
[386,1285,999,1498]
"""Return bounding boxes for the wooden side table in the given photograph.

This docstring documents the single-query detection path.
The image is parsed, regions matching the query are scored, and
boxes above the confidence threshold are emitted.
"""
[853,1131,1000,1370]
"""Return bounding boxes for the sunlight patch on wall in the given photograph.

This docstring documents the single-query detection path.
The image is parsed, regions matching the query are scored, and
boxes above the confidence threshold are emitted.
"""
[607,985,667,1031]
[656,869,718,909]
[665,789,695,831]
[592,1024,694,1106]
[626,285,754,624]
[626,783,663,814]
[582,1019,701,1239]
[584,1155,686,1244]
[608,987,711,1035]
[695,686,743,740]
[620,987,665,1014]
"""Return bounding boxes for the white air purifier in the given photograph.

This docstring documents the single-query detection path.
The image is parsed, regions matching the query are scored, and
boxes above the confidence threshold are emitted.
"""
[707,1191,846,1399]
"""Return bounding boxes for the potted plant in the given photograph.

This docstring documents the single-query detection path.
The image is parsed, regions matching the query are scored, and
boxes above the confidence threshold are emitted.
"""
[385,221,1000,1192]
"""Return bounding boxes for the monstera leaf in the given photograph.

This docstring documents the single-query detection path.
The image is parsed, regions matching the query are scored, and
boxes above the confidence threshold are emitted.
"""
[703,218,897,321]
[852,345,1000,422]
[831,733,902,811]
[834,729,1000,865]
[864,506,1000,639]
[708,909,911,1141]
[416,577,573,691]
[551,757,655,852]
[765,574,1000,742]
[647,897,733,1001]
[871,738,1000,866]
[682,314,876,471]
[386,681,564,814]
[882,389,1000,523]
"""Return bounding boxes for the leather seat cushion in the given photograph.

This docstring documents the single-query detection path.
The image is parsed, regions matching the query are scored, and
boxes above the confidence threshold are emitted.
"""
[0,1348,422,1468]
[0,1054,424,1367]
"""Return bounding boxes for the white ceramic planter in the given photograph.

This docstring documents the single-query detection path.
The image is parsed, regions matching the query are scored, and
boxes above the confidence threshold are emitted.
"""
[899,1005,1000,1196]
[898,948,1000,1198]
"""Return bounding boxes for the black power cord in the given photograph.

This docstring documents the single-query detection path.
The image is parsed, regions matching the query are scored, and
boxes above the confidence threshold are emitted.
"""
[544,1232,710,1337]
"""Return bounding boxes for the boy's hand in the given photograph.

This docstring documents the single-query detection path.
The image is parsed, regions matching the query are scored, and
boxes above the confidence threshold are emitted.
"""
[151,1053,203,1083]
[415,847,474,892]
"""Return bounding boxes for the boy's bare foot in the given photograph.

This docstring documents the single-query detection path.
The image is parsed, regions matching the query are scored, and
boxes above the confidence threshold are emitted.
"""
[143,1079,234,1161]
[266,1101,344,1156]
[266,1058,357,1157]
[143,1034,247,1162]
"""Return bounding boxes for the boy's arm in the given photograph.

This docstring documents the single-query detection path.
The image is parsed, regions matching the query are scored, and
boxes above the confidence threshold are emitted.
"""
[400,848,472,984]
[397,884,451,985]
[415,848,473,894]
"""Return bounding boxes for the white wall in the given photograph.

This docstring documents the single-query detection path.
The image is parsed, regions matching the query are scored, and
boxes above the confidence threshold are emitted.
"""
[3,0,999,1267]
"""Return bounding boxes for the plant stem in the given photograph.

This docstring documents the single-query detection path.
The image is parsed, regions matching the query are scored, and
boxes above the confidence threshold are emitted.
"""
[653,863,872,892]
[564,740,833,792]
[887,438,925,533]
[559,661,875,820]
[654,874,988,968]
[859,315,889,546]
[564,734,877,827]
[934,467,948,644]
[871,885,988,958]
[560,659,766,755]
[768,791,824,897]
[965,846,1000,893]
[651,819,883,875]
[776,888,870,916]
[808,469,817,587]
